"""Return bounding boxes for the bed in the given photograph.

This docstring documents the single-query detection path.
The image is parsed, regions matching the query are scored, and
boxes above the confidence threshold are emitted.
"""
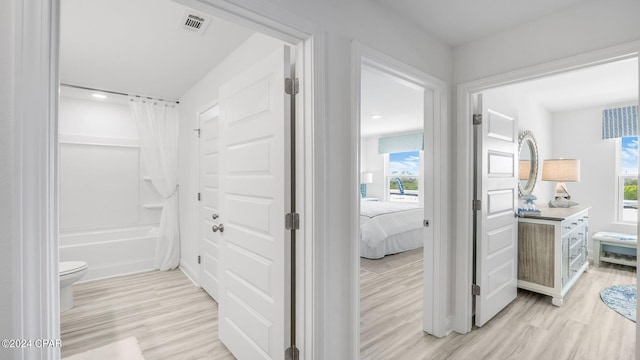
[360,200,424,259]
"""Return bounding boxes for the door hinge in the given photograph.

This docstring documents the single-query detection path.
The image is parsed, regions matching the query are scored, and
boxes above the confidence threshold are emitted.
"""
[197,192,201,201]
[197,255,201,264]
[472,199,481,211]
[285,77,299,95]
[473,114,482,125]
[472,284,481,296]
[285,212,300,230]
[193,128,201,138]
[285,346,300,360]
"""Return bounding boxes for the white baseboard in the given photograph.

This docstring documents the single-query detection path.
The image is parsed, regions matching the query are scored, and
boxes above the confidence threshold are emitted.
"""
[180,263,200,287]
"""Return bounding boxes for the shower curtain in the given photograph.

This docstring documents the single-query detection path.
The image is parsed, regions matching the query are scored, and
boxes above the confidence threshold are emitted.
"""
[130,97,180,271]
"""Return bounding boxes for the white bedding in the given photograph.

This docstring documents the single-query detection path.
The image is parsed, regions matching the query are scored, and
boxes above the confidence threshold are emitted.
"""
[360,201,424,259]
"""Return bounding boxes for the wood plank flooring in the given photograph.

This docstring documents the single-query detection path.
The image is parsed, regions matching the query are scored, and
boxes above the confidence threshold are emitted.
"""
[62,260,636,360]
[361,260,637,360]
[60,270,234,360]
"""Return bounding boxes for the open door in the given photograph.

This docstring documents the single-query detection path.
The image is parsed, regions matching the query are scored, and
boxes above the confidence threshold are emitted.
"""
[216,45,292,359]
[473,93,518,327]
[198,105,220,301]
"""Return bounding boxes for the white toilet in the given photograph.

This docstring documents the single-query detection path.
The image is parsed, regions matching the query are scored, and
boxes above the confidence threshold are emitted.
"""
[60,261,88,312]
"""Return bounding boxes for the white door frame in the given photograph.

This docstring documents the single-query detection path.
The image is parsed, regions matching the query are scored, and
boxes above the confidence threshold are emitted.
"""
[15,0,324,358]
[351,42,449,351]
[453,41,640,334]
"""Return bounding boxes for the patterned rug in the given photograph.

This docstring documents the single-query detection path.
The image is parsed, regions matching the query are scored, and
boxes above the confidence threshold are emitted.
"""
[600,284,637,322]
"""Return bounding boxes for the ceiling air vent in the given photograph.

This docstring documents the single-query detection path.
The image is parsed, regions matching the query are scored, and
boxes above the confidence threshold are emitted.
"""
[180,11,211,34]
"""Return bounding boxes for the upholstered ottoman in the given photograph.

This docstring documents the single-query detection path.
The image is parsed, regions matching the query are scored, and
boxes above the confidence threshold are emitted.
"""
[592,232,637,267]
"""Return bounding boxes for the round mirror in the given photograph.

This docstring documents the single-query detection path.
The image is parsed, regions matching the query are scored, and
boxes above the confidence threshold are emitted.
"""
[518,130,539,196]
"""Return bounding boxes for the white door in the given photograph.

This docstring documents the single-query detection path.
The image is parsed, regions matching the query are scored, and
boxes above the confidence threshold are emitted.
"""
[217,45,292,359]
[199,105,220,301]
[474,93,518,327]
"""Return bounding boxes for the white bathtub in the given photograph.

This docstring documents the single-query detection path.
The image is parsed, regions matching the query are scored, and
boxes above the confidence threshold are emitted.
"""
[59,226,158,282]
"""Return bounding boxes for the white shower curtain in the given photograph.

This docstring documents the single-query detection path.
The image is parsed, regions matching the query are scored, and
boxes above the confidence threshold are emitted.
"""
[130,97,180,271]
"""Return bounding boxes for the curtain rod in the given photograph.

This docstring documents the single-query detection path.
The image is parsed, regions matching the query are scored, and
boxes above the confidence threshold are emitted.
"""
[59,83,180,104]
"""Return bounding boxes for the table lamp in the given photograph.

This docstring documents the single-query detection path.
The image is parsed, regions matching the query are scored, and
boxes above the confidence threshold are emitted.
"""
[541,159,580,200]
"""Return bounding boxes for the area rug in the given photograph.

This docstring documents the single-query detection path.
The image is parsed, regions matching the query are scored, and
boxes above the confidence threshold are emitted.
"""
[361,248,423,275]
[63,337,145,360]
[600,284,637,322]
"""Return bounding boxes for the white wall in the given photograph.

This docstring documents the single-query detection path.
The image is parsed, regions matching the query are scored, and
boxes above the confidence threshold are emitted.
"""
[454,0,640,83]
[177,33,284,282]
[58,95,162,281]
[0,0,14,349]
[552,102,637,255]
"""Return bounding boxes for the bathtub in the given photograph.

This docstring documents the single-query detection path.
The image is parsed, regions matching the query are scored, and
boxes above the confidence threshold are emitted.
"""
[59,226,158,282]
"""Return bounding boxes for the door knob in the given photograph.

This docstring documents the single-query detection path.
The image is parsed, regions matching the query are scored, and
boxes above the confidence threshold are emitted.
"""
[212,224,224,233]
[212,213,219,220]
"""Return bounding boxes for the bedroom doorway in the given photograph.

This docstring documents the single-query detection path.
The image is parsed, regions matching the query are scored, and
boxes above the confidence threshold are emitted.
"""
[353,43,448,355]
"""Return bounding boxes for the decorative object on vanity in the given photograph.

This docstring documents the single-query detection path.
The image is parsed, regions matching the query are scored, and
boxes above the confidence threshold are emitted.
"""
[517,205,590,306]
[517,130,539,196]
[518,194,540,215]
[542,158,580,206]
[600,284,637,322]
[360,172,373,198]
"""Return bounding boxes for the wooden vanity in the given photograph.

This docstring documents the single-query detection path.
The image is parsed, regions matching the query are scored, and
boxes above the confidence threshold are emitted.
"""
[517,205,590,306]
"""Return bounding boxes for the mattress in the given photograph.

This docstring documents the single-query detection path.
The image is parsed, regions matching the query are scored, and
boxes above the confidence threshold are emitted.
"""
[360,201,424,259]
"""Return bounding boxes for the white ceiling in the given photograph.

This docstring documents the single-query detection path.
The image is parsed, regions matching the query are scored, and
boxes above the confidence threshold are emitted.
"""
[361,58,637,139]
[60,0,254,99]
[62,0,636,119]
[503,57,638,113]
[360,67,424,138]
[372,0,591,46]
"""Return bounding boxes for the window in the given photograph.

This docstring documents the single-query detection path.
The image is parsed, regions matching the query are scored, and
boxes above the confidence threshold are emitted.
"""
[618,136,638,223]
[387,151,420,203]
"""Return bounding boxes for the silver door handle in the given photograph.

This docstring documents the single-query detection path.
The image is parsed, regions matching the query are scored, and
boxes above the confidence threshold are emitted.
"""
[212,224,224,233]
[212,213,219,220]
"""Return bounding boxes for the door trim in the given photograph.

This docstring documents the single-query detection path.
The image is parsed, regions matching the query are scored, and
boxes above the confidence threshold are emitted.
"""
[19,0,323,358]
[351,42,449,354]
[454,40,640,334]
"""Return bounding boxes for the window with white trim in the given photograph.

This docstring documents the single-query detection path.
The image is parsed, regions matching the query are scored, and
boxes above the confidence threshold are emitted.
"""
[386,150,420,203]
[618,136,638,223]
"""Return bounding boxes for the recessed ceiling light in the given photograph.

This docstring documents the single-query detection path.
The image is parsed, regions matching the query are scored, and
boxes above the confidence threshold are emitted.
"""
[92,93,107,99]
[371,114,382,119]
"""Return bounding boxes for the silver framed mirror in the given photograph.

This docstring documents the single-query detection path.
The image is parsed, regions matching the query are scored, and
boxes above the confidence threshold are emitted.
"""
[518,130,539,196]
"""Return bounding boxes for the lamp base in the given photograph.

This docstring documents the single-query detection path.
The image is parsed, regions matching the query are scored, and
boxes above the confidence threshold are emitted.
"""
[553,182,571,200]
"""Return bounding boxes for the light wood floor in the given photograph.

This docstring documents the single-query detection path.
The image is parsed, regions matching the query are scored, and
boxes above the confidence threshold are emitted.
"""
[61,261,636,360]
[361,260,637,360]
[60,270,234,360]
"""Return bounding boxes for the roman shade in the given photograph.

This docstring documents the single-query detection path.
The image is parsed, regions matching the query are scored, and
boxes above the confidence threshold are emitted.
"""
[378,132,424,154]
[602,105,638,139]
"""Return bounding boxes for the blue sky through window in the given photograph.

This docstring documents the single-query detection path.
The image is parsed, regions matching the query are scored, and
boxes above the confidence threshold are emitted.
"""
[389,151,420,176]
[621,136,638,175]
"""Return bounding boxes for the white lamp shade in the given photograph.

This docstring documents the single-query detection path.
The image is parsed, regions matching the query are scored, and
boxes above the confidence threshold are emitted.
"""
[362,172,373,184]
[542,159,580,182]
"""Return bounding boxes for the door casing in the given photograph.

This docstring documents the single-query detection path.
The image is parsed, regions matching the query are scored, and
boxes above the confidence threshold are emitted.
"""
[16,0,321,358]
[351,42,450,354]
[454,41,640,334]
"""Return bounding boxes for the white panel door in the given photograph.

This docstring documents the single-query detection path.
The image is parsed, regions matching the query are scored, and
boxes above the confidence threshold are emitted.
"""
[217,45,291,360]
[474,93,518,327]
[199,105,220,301]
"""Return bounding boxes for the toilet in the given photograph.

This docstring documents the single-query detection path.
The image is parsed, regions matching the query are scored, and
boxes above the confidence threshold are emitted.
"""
[60,261,88,312]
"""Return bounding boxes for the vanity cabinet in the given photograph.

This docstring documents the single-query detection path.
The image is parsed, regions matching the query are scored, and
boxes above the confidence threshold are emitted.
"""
[517,205,590,306]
